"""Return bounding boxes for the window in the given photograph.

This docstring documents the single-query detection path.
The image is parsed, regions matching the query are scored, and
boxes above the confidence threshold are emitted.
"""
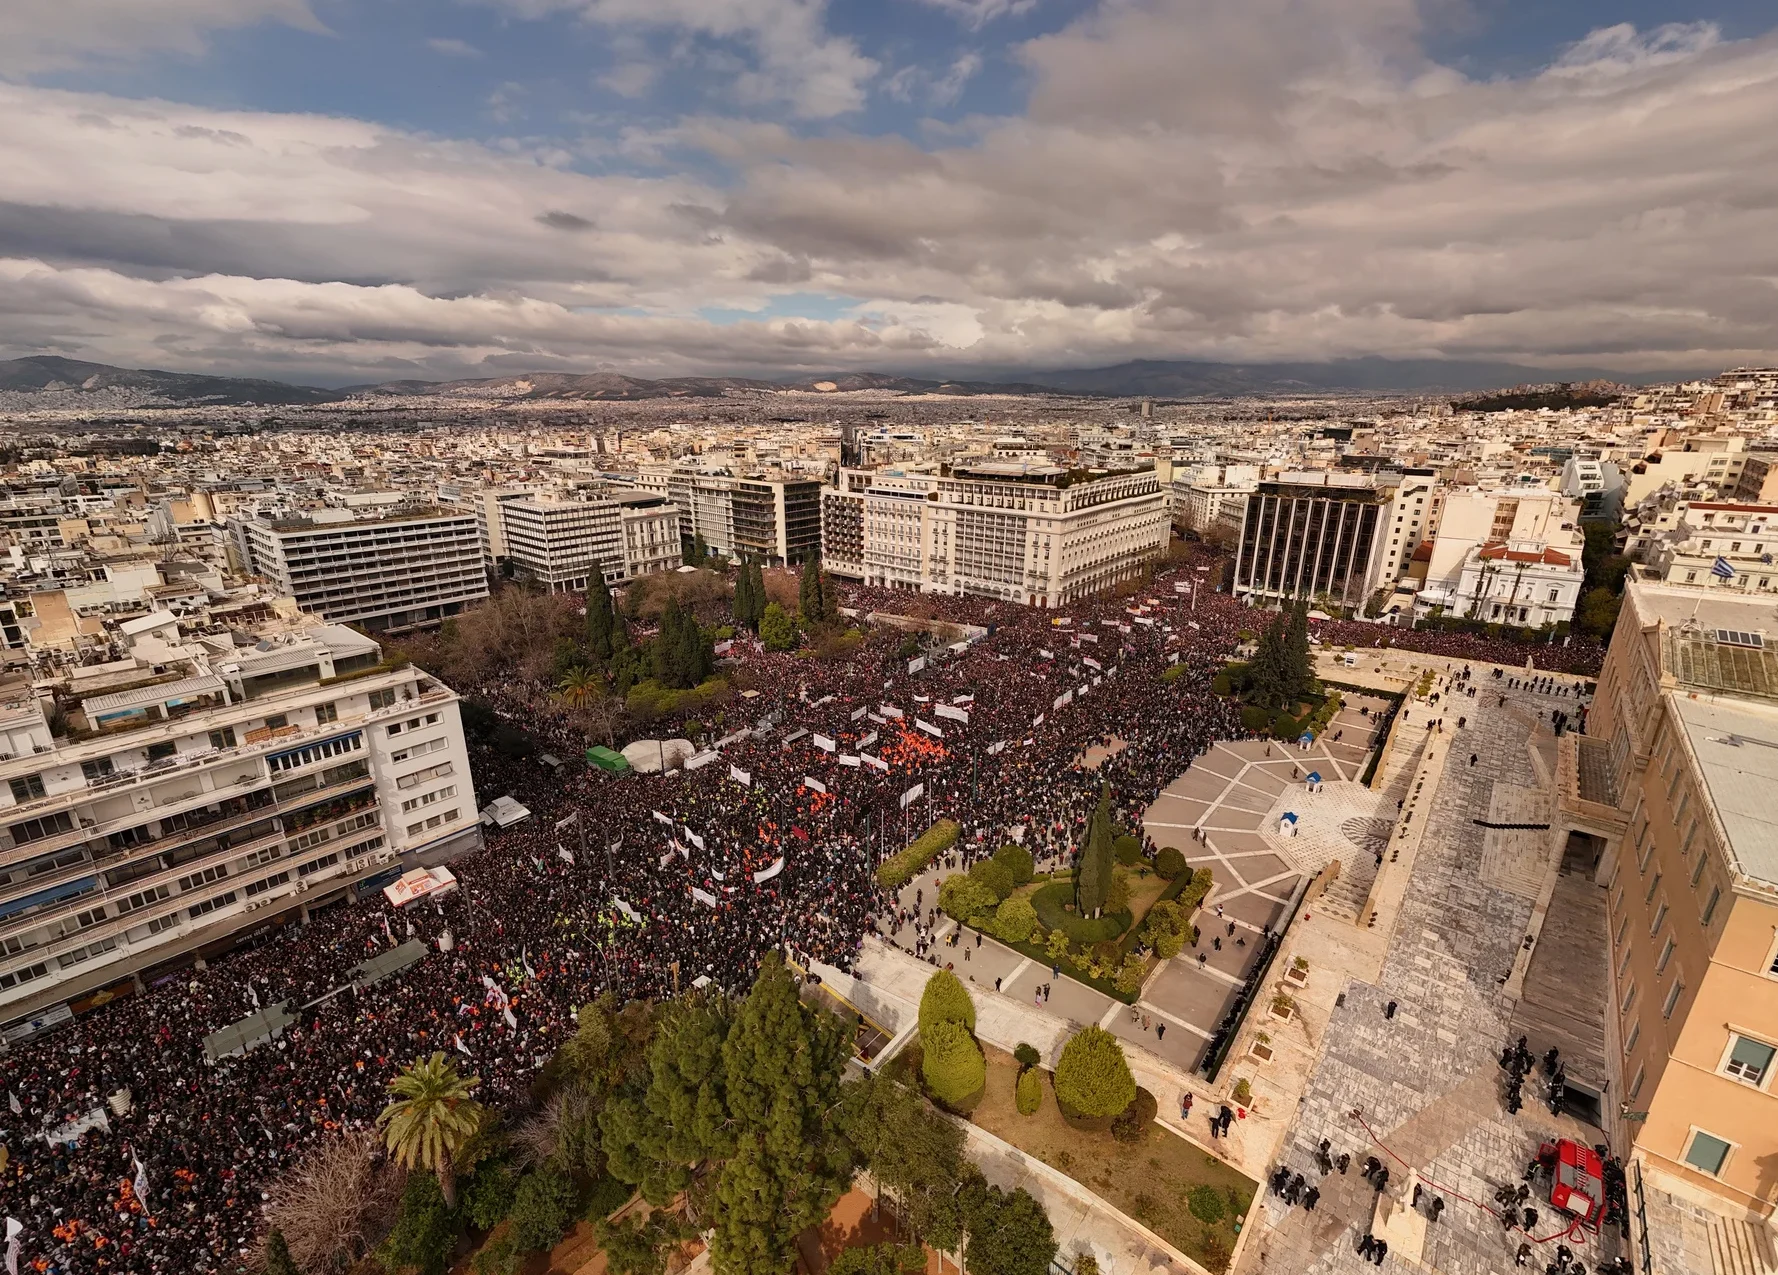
[240,845,282,870]
[186,890,237,920]
[9,810,73,844]
[81,757,115,782]
[1662,975,1685,1020]
[244,871,291,898]
[0,961,50,990]
[297,851,341,878]
[1724,1036,1776,1086]
[263,713,289,730]
[58,936,117,969]
[1637,824,1655,871]
[1650,902,1668,935]
[1624,1021,1640,1056]
[1656,938,1675,974]
[396,761,453,790]
[177,863,228,893]
[1617,945,1633,978]
[1614,914,1628,947]
[1700,886,1722,927]
[315,701,338,724]
[389,736,447,765]
[116,884,170,915]
[1621,981,1637,1014]
[1692,853,1709,887]
[146,742,176,763]
[8,774,45,802]
[369,688,397,711]
[143,913,180,937]
[1627,1064,1645,1102]
[1683,1131,1733,1177]
[400,785,455,814]
[209,726,237,751]
[1645,872,1662,904]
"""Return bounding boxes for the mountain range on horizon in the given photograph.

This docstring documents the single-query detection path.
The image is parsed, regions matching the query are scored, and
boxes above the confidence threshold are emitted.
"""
[0,353,1712,410]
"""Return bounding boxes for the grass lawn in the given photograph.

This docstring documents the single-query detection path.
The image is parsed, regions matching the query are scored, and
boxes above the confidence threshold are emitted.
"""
[971,1044,1253,1273]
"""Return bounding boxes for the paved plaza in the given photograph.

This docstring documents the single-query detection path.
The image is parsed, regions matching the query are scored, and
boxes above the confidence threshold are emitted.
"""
[1245,671,1622,1275]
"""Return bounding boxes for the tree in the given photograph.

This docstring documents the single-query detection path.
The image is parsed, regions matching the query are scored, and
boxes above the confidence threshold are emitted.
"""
[556,665,598,711]
[920,1019,985,1111]
[601,995,734,1204]
[733,556,756,630]
[1577,586,1621,641]
[712,955,853,1275]
[1053,1026,1135,1120]
[918,968,976,1036]
[263,1127,403,1274]
[264,1229,299,1275]
[747,558,767,629]
[992,895,1038,945]
[508,1165,579,1252]
[377,1052,487,1208]
[1154,845,1186,880]
[760,602,798,652]
[967,857,1016,902]
[597,1211,696,1275]
[587,561,617,661]
[840,1072,966,1247]
[1077,784,1114,918]
[1014,1068,1042,1116]
[937,874,997,924]
[828,1245,927,1275]
[1142,899,1191,959]
[378,1173,456,1275]
[963,1184,1056,1275]
[1284,599,1312,702]
[992,843,1035,886]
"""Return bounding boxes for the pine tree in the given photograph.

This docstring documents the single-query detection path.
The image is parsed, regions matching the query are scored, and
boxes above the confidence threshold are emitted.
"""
[654,598,689,688]
[820,562,840,624]
[750,558,768,629]
[1250,612,1289,709]
[264,1229,299,1275]
[1284,599,1312,703]
[713,956,853,1275]
[799,551,823,625]
[601,996,734,1203]
[587,560,615,662]
[1077,784,1114,918]
[733,556,755,630]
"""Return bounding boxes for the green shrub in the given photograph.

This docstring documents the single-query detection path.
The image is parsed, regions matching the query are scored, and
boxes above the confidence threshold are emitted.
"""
[583,1174,634,1221]
[939,874,998,924]
[1030,880,1129,944]
[1231,1078,1253,1106]
[1272,710,1301,740]
[462,1162,517,1231]
[1143,900,1191,959]
[1113,955,1145,996]
[1239,705,1271,733]
[1187,1184,1226,1225]
[1015,1067,1042,1116]
[992,895,1038,945]
[1112,834,1141,866]
[1105,867,1131,915]
[1209,670,1229,694]
[1013,1042,1041,1069]
[1110,1087,1157,1142]
[1178,867,1215,913]
[918,969,977,1036]
[922,1020,986,1111]
[509,1165,578,1253]
[378,1175,455,1275]
[1053,1026,1136,1121]
[472,1234,523,1275]
[969,858,1016,903]
[1154,845,1186,879]
[993,844,1035,886]
[876,819,962,889]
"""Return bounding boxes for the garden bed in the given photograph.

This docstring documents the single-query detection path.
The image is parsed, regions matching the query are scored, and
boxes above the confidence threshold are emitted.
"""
[971,1045,1254,1273]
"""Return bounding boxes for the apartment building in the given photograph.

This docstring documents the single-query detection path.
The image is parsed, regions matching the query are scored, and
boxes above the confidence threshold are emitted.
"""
[1643,501,1778,593]
[1562,581,1778,1228]
[0,615,478,1031]
[498,490,681,592]
[1171,464,1259,539]
[635,466,823,565]
[821,461,1169,607]
[1420,488,1584,594]
[234,507,488,633]
[1231,472,1397,612]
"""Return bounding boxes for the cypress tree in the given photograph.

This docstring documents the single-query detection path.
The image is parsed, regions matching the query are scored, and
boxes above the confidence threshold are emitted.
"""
[799,552,822,625]
[1077,784,1114,918]
[654,598,687,688]
[714,955,852,1275]
[587,560,615,661]
[264,1230,299,1275]
[733,557,754,630]
[750,559,767,629]
[1284,599,1312,703]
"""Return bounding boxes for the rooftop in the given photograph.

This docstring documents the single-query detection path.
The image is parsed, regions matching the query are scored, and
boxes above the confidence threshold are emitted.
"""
[1671,693,1778,890]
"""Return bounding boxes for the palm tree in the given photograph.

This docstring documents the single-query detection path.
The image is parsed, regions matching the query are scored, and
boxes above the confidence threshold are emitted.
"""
[556,665,597,711]
[376,1052,485,1207]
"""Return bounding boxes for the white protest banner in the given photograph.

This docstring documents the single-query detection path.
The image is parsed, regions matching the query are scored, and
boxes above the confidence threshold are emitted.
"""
[851,705,869,721]
[987,740,1007,755]
[812,733,837,753]
[899,782,925,809]
[880,704,904,719]
[857,730,879,748]
[804,776,828,795]
[837,754,862,768]
[1092,676,1102,688]
[687,830,706,851]
[612,898,641,921]
[691,887,718,908]
[868,712,886,725]
[915,719,944,739]
[659,850,676,867]
[1135,616,1154,626]
[908,656,926,674]
[683,750,721,771]
[1053,690,1073,710]
[729,764,752,787]
[1038,648,1054,659]
[753,857,786,883]
[652,811,673,826]
[1032,713,1045,727]
[1080,632,1099,644]
[861,753,889,772]
[1083,656,1102,670]
[935,703,970,724]
[953,693,975,704]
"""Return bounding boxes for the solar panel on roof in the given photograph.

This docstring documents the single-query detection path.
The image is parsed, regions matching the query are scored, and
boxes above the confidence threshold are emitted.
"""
[1717,629,1765,649]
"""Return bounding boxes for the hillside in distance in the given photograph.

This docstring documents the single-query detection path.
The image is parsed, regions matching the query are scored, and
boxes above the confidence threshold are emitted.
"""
[349,370,1062,399]
[0,355,347,406]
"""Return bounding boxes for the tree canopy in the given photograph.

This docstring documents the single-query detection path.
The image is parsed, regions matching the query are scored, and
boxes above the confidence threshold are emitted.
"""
[586,561,617,661]
[1053,1026,1136,1120]
[1076,784,1114,918]
[376,1052,486,1207]
[760,602,798,653]
[918,968,976,1036]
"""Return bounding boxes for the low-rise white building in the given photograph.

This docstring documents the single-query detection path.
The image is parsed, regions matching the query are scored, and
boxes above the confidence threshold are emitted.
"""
[1444,541,1584,626]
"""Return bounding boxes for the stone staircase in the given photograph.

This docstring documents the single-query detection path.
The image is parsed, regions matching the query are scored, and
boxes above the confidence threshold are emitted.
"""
[1707,1216,1778,1275]
[1317,732,1427,925]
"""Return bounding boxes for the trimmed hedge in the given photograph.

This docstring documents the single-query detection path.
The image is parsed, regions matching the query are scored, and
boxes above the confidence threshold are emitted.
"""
[992,895,1038,944]
[877,819,962,889]
[919,968,976,1036]
[1054,1026,1136,1121]
[1031,880,1130,944]
[969,858,1016,902]
[1239,705,1271,733]
[1015,1067,1043,1116]
[1113,834,1141,866]
[993,843,1035,886]
[1154,845,1186,880]
[1110,1087,1158,1142]
[921,1020,985,1113]
[1177,866,1215,914]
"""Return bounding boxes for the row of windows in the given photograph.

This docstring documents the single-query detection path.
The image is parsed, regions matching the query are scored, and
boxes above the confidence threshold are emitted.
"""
[401,785,456,815]
[268,731,363,774]
[386,710,441,737]
[406,808,460,839]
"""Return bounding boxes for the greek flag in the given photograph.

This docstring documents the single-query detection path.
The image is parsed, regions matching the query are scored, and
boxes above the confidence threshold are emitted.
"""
[1712,556,1736,580]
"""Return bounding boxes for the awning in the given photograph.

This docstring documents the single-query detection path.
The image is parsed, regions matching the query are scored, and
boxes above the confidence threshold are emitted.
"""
[82,674,224,716]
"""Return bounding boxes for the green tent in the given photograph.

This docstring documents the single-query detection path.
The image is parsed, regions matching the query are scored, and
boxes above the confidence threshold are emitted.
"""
[586,746,632,774]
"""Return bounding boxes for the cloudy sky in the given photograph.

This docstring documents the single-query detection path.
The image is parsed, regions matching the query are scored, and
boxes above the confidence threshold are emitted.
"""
[1,0,1774,385]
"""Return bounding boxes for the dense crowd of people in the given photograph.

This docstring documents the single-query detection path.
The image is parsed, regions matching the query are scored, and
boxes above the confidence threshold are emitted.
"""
[0,554,1607,1274]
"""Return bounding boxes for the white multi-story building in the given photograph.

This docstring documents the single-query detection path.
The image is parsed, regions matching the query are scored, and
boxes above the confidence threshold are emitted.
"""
[1420,488,1584,596]
[1448,542,1585,626]
[1644,501,1778,593]
[235,507,488,633]
[823,462,1169,607]
[635,466,823,565]
[1171,465,1258,538]
[0,616,478,1026]
[498,490,681,592]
